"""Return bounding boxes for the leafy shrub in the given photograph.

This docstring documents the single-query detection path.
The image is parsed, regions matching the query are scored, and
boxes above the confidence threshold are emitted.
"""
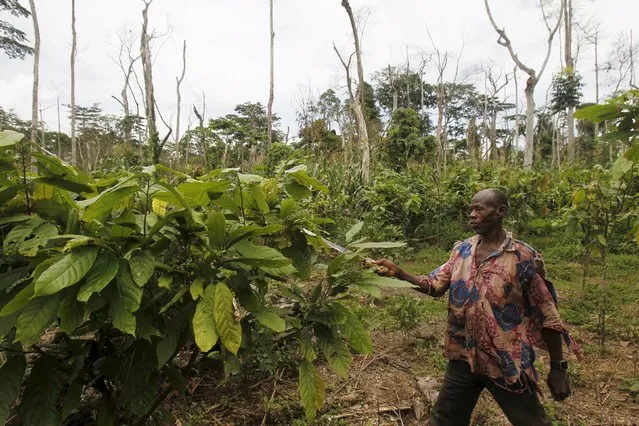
[0,130,410,423]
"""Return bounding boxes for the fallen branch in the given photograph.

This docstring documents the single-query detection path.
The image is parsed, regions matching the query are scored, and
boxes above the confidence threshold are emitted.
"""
[325,405,413,421]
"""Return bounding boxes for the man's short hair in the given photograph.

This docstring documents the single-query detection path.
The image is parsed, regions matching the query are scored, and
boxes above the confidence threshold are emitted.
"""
[481,188,509,211]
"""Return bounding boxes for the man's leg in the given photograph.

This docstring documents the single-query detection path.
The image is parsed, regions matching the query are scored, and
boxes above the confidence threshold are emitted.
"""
[429,360,484,426]
[485,378,553,426]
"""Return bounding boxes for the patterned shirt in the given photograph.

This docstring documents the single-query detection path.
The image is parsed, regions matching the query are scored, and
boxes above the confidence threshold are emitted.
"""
[417,232,581,392]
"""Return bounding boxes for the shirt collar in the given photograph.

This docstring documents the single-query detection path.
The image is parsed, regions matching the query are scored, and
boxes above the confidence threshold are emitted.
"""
[474,230,515,254]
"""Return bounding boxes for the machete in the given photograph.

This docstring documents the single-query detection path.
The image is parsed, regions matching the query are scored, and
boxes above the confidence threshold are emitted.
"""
[301,228,373,262]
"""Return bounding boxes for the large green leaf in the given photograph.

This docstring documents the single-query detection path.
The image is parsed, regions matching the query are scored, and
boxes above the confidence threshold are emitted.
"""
[15,294,60,346]
[156,304,191,367]
[249,183,269,214]
[231,239,292,268]
[192,285,218,352]
[0,266,29,293]
[0,355,26,423]
[342,311,372,354]
[286,166,329,193]
[298,360,325,420]
[0,184,21,206]
[109,263,143,336]
[326,339,352,379]
[214,283,242,355]
[611,156,633,180]
[175,181,213,206]
[61,380,83,421]
[58,293,85,334]
[129,250,155,287]
[624,144,639,163]
[254,309,286,332]
[18,223,59,257]
[34,177,93,194]
[345,221,364,243]
[207,211,226,248]
[78,185,139,224]
[0,215,32,226]
[3,216,44,255]
[33,246,99,296]
[20,355,65,426]
[77,250,119,302]
[0,282,35,317]
[299,330,317,361]
[227,224,283,246]
[0,130,24,148]
[284,181,312,200]
[574,103,620,122]
[115,263,143,312]
[154,181,203,225]
[109,295,136,336]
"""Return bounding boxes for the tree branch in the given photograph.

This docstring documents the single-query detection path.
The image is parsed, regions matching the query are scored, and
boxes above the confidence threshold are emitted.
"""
[538,0,565,80]
[484,0,535,76]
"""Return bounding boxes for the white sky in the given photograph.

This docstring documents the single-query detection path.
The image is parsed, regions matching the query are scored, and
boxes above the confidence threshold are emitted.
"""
[1,0,637,136]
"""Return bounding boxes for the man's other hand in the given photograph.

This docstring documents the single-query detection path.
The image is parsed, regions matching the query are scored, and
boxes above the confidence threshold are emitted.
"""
[371,259,401,277]
[547,370,571,401]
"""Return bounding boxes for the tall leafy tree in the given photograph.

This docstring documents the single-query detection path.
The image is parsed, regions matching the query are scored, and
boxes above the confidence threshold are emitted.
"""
[384,108,430,170]
[0,0,33,59]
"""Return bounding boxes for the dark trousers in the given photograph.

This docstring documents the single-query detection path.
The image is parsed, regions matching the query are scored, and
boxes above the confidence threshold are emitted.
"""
[429,360,552,426]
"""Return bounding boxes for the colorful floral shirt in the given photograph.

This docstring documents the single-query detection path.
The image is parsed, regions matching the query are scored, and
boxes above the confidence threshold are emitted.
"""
[417,232,581,392]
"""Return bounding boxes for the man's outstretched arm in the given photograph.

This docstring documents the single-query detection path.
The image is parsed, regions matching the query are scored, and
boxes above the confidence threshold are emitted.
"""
[372,258,451,297]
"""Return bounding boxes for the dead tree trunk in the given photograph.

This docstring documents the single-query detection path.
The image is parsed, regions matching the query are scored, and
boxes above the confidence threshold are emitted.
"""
[56,94,62,158]
[419,59,427,133]
[388,65,398,114]
[28,0,40,172]
[141,0,160,164]
[333,44,359,167]
[341,0,370,183]
[513,66,521,165]
[564,0,576,163]
[267,0,275,148]
[70,0,77,165]
[428,29,448,174]
[485,0,564,169]
[113,29,141,150]
[175,40,187,165]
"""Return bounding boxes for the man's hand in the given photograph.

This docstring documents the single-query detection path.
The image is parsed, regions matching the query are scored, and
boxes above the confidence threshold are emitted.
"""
[371,259,401,277]
[547,369,571,401]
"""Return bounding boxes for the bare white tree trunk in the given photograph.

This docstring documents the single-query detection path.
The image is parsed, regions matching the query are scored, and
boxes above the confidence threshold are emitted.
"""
[29,0,40,172]
[56,93,62,158]
[565,0,576,163]
[267,0,275,148]
[388,65,398,114]
[141,0,159,163]
[175,40,187,164]
[594,30,600,137]
[524,83,536,168]
[341,0,370,183]
[513,66,520,165]
[485,0,564,169]
[112,28,141,149]
[70,0,77,166]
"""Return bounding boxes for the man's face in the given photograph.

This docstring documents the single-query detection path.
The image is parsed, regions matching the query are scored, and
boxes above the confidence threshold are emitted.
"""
[468,192,505,235]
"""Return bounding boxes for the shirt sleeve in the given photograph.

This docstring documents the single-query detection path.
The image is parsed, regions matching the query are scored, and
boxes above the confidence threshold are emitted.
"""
[414,243,459,297]
[527,272,563,331]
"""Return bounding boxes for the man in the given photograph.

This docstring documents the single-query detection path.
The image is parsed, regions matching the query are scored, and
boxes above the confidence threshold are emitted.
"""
[373,189,581,426]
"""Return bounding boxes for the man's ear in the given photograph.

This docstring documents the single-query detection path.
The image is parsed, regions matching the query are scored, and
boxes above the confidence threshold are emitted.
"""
[496,205,507,218]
